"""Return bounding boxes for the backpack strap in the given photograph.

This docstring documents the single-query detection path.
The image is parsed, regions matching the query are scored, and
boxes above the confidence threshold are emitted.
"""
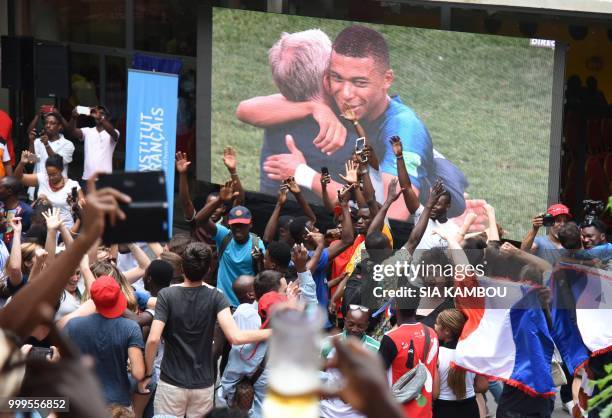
[218,232,234,260]
[248,355,267,385]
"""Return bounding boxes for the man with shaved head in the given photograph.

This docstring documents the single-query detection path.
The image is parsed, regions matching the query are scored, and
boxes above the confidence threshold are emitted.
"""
[233,275,256,306]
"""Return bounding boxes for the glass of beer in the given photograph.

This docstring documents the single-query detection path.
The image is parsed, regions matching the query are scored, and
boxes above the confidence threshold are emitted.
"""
[263,306,324,418]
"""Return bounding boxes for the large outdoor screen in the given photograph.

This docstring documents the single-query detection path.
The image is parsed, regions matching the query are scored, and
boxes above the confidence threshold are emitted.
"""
[211,7,557,238]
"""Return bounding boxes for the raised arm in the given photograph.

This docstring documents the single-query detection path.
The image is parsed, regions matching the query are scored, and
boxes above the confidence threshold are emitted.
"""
[263,185,288,245]
[484,204,499,243]
[319,169,335,214]
[500,242,553,273]
[222,146,245,206]
[92,107,119,141]
[6,217,23,287]
[520,214,543,252]
[404,180,446,255]
[287,177,316,223]
[14,151,39,187]
[326,186,355,260]
[341,104,380,170]
[64,109,84,141]
[367,178,403,237]
[305,232,325,274]
[339,159,367,209]
[195,181,238,236]
[357,148,379,217]
[390,136,420,214]
[0,181,131,339]
[42,208,62,264]
[175,151,195,221]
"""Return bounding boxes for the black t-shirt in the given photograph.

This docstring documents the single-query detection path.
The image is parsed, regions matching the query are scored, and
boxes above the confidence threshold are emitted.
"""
[496,385,553,417]
[155,285,231,389]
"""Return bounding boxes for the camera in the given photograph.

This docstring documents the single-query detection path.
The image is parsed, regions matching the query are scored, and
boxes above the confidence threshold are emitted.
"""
[542,213,554,227]
[582,199,605,226]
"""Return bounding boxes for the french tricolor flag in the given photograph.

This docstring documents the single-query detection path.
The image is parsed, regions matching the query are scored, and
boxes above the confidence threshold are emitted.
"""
[452,276,556,397]
[548,263,612,374]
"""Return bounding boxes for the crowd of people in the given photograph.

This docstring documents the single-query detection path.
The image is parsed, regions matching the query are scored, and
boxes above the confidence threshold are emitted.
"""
[0,28,611,418]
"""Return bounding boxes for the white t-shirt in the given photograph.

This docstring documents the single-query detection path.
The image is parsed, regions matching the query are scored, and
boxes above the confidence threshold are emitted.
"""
[36,172,81,228]
[437,346,476,400]
[81,127,119,180]
[30,135,75,200]
[32,134,75,177]
[414,204,461,251]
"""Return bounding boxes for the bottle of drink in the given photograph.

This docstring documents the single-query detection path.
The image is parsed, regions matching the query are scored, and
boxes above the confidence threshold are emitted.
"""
[262,306,324,418]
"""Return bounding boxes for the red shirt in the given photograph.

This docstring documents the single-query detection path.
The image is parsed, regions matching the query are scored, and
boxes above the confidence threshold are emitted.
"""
[379,323,439,418]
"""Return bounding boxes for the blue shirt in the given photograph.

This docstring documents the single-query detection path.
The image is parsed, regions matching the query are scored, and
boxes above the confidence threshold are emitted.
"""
[307,248,330,309]
[576,242,612,263]
[65,313,144,406]
[215,224,265,307]
[534,235,566,265]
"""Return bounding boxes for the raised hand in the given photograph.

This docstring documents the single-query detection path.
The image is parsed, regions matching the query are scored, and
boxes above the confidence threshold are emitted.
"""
[337,184,354,205]
[426,179,446,209]
[286,279,301,302]
[500,241,520,257]
[219,180,238,201]
[291,243,309,273]
[390,136,402,157]
[532,214,544,230]
[285,176,301,194]
[42,207,63,230]
[175,151,191,174]
[34,248,49,264]
[385,177,404,203]
[21,150,36,164]
[278,184,289,206]
[307,231,325,247]
[339,160,359,185]
[320,169,331,186]
[222,146,237,173]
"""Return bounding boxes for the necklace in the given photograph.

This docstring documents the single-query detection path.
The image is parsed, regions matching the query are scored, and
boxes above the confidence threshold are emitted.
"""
[49,178,65,192]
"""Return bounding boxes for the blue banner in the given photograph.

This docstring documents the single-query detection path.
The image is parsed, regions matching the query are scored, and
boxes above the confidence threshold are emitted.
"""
[125,69,179,238]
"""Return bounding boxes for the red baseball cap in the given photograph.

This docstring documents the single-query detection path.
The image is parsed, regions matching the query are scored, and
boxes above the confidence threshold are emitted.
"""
[547,204,572,218]
[258,291,287,327]
[91,276,127,319]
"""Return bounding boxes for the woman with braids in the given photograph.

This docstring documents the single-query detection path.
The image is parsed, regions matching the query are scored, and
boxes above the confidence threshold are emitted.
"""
[433,308,488,418]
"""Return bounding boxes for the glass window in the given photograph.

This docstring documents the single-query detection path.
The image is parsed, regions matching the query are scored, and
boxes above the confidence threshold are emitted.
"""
[105,56,127,169]
[134,0,197,56]
[30,0,125,47]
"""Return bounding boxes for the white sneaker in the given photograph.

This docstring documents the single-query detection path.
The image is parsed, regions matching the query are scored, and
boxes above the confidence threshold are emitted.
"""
[562,400,574,414]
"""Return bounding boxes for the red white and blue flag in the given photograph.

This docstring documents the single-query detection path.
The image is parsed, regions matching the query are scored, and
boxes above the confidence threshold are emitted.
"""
[548,263,612,374]
[452,276,556,397]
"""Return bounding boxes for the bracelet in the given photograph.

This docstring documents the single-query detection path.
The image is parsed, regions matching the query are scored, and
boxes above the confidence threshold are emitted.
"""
[353,120,359,126]
[359,170,368,176]
[396,155,403,159]
[230,172,239,177]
